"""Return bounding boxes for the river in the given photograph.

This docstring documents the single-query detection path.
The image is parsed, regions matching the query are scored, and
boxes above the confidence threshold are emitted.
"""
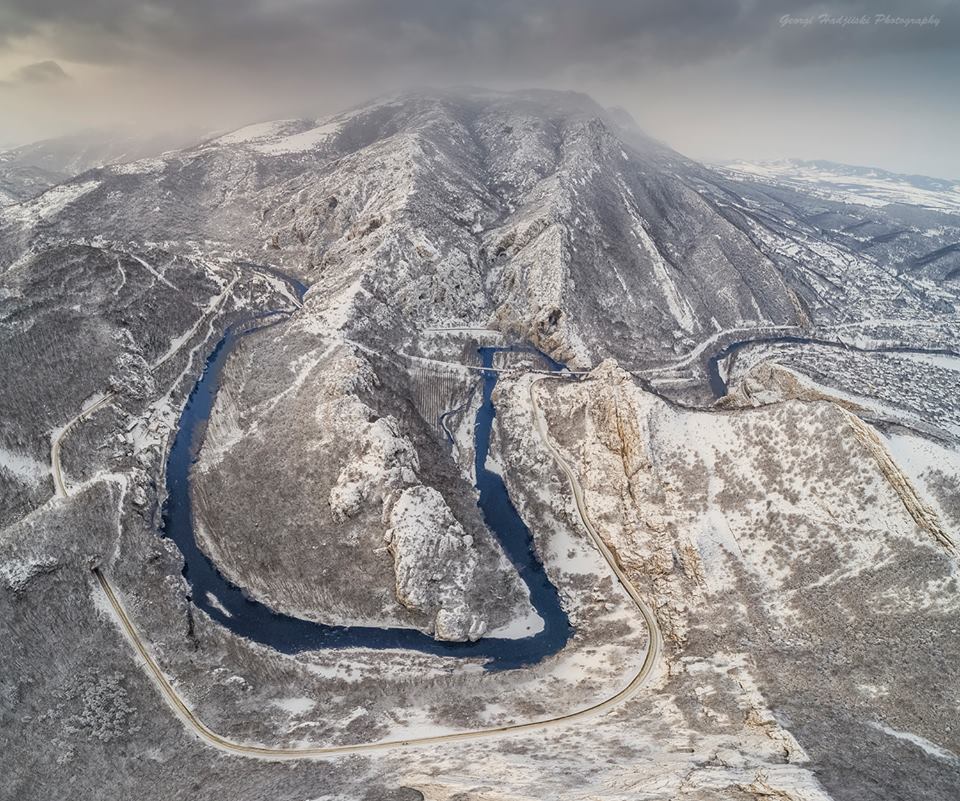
[706,335,960,398]
[161,301,573,670]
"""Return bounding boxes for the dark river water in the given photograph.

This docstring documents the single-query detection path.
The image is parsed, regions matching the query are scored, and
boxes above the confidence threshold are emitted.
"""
[162,313,572,669]
[165,270,959,670]
[707,335,960,398]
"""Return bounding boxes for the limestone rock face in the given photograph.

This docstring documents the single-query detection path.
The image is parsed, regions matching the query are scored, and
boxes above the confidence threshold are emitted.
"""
[720,361,837,409]
[384,485,486,642]
[328,415,419,525]
[720,361,873,415]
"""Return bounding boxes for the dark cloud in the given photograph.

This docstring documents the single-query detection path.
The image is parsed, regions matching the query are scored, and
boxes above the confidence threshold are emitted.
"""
[1,0,957,176]
[0,0,955,76]
[11,59,70,83]
[0,59,70,89]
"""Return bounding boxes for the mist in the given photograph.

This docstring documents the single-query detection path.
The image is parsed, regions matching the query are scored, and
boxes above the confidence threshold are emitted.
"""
[2,0,958,177]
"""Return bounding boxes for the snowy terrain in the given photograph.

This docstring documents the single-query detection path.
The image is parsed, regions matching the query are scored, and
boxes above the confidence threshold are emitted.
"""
[718,159,960,214]
[2,89,959,801]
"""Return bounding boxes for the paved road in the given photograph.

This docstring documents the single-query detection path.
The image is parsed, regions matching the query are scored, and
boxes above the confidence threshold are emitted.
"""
[69,313,957,759]
[92,373,662,760]
[51,393,116,497]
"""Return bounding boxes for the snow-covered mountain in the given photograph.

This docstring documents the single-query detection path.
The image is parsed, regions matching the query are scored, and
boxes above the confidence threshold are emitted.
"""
[0,128,204,205]
[3,89,960,801]
[718,158,960,214]
[7,89,955,372]
[4,87,957,637]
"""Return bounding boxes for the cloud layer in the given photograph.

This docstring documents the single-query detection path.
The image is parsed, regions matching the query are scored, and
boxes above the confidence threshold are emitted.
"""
[3,59,69,85]
[1,0,958,175]
[2,0,956,73]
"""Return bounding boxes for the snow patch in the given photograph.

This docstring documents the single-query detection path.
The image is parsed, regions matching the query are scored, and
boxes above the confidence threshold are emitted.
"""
[0,557,58,591]
[720,160,960,214]
[271,696,317,715]
[4,179,100,225]
[205,592,232,618]
[634,220,697,332]
[252,121,343,156]
[0,446,49,484]
[213,119,303,145]
[109,158,166,176]
[869,721,960,764]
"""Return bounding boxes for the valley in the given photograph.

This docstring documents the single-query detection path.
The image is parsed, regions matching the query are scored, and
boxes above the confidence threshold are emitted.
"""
[2,89,959,801]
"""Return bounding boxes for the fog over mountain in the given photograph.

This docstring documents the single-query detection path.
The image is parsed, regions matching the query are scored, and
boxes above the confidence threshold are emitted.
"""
[1,0,959,176]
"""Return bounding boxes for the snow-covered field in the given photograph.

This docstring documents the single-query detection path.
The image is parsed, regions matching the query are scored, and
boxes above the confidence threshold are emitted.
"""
[720,159,960,214]
[3,89,960,801]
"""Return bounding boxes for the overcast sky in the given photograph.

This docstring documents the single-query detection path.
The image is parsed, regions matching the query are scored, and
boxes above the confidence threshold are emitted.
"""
[1,0,958,176]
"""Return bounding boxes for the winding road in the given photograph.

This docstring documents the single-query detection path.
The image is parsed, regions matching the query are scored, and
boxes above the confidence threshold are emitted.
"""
[88,372,662,759]
[51,392,116,498]
[55,307,953,758]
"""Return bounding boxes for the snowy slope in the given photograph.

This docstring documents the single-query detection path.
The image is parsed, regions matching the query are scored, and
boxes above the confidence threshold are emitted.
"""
[4,89,958,381]
[0,90,807,368]
[718,159,960,214]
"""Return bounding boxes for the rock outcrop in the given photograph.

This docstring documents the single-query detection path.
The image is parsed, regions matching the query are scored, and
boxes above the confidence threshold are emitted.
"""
[328,415,419,526]
[384,485,486,642]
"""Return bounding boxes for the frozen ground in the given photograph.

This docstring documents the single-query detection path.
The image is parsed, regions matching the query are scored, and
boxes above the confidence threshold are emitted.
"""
[2,89,959,800]
[718,159,960,214]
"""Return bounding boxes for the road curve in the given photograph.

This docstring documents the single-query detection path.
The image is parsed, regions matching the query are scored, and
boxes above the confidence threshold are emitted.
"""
[51,393,117,497]
[52,263,243,499]
[94,372,662,760]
